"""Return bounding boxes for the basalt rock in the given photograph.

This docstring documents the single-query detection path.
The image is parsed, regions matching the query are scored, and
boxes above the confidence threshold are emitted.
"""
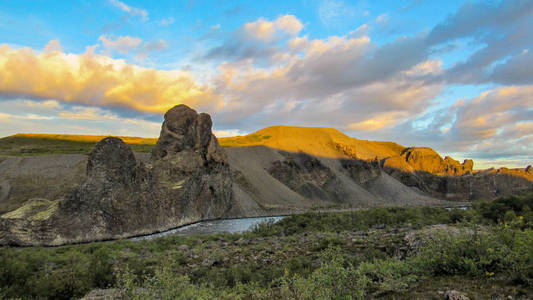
[388,147,474,176]
[382,148,533,201]
[340,158,381,185]
[268,152,348,202]
[0,105,233,246]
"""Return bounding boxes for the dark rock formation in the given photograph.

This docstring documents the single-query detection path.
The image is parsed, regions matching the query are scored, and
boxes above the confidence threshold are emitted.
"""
[0,105,233,246]
[340,158,381,185]
[268,152,348,202]
[86,137,139,185]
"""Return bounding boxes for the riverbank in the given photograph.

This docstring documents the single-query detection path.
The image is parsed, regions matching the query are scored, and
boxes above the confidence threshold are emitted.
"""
[1,195,532,299]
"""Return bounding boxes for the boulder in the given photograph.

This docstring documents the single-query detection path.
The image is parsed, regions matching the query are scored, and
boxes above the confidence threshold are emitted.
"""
[444,290,470,300]
[86,137,138,185]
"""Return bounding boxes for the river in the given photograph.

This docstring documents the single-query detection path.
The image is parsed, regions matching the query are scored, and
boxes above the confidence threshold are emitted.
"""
[131,216,285,241]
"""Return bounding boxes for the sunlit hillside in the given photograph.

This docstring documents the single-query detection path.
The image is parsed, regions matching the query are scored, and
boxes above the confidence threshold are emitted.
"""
[0,133,157,155]
[13,133,158,145]
[218,126,406,160]
[1,128,407,159]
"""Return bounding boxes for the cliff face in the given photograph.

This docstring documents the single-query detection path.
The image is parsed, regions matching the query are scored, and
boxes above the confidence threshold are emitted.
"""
[382,147,532,201]
[387,147,474,176]
[0,105,233,246]
[221,127,533,203]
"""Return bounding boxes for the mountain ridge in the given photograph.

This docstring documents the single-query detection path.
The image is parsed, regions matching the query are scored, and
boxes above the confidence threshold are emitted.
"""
[1,107,532,246]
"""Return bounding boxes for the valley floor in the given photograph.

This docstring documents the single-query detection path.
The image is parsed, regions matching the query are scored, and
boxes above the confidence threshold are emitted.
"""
[1,195,533,300]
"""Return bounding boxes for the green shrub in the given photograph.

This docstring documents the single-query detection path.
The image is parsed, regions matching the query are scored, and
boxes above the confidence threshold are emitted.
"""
[357,258,417,296]
[278,247,367,300]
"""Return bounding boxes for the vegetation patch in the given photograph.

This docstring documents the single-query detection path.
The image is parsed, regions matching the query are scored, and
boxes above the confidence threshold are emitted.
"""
[2,198,59,220]
[0,134,156,156]
[1,194,532,299]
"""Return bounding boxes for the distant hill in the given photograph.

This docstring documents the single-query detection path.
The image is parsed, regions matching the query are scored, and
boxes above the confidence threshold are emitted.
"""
[0,133,157,155]
[218,126,405,160]
[1,108,532,246]
[2,128,530,179]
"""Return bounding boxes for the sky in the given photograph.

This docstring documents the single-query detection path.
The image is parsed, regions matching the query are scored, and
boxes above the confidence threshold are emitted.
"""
[0,0,532,169]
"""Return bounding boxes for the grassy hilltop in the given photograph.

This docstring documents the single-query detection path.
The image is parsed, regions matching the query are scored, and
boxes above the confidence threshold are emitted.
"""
[0,127,406,159]
[0,133,157,156]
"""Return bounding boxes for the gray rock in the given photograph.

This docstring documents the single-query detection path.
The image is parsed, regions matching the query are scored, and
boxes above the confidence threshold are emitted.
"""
[444,290,470,300]
[0,181,10,203]
[178,244,190,251]
[0,105,233,246]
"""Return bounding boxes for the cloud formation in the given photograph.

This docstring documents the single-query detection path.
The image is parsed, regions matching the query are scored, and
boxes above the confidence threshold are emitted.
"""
[201,15,302,62]
[244,15,303,42]
[1,1,533,168]
[157,17,174,26]
[0,99,161,138]
[372,85,533,168]
[99,35,142,54]
[98,35,167,60]
[0,42,219,115]
[109,0,148,21]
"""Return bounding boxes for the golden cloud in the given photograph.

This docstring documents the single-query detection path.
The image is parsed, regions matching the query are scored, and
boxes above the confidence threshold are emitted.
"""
[244,15,303,42]
[0,43,221,114]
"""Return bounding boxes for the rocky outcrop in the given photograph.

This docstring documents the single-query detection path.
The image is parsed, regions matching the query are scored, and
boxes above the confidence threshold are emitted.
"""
[340,158,381,185]
[384,147,473,176]
[268,152,348,202]
[0,105,233,246]
[382,147,533,201]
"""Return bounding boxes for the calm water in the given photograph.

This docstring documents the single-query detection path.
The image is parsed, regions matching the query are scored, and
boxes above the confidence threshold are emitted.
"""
[445,206,469,211]
[131,216,285,241]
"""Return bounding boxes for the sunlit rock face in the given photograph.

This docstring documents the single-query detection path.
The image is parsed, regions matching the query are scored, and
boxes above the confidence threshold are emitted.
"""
[382,147,474,176]
[382,147,533,201]
[0,105,233,246]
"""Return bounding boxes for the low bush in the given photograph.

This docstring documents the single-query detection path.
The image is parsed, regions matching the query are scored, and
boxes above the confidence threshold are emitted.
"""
[250,206,468,237]
[2,195,533,299]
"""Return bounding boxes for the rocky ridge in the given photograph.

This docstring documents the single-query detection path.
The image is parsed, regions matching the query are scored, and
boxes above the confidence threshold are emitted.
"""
[221,127,533,202]
[0,111,532,246]
[0,105,233,246]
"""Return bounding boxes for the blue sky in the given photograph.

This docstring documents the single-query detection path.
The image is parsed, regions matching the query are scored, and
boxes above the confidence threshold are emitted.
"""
[0,0,532,169]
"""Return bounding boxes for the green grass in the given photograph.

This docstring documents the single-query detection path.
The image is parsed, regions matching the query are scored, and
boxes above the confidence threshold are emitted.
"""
[0,133,276,155]
[0,133,278,156]
[218,134,272,147]
[1,195,533,299]
[0,135,155,156]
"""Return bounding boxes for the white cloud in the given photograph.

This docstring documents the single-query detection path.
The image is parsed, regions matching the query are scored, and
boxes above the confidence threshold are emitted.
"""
[98,35,167,60]
[135,39,167,60]
[0,44,219,114]
[44,40,63,53]
[244,15,303,42]
[109,0,148,21]
[157,17,174,26]
[376,14,388,23]
[99,35,142,54]
[212,129,246,138]
[0,99,161,138]
[3,2,533,168]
